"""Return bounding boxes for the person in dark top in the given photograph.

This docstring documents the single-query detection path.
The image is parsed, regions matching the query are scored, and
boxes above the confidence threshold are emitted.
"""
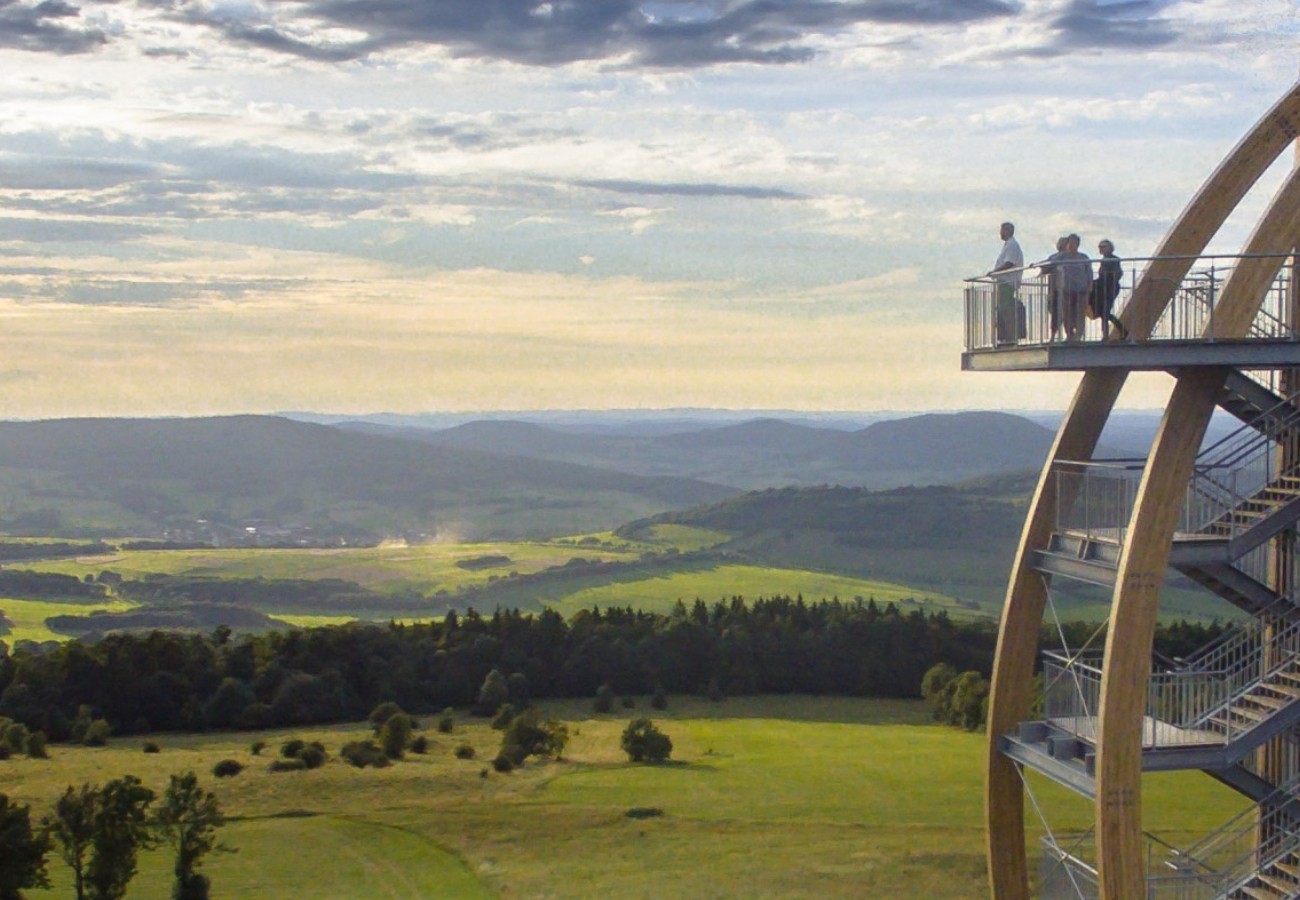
[1091,239,1128,341]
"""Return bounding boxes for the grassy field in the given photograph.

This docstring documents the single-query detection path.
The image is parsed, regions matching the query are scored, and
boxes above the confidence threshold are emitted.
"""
[544,563,962,617]
[0,598,137,643]
[5,534,975,637]
[20,539,647,596]
[0,697,1246,898]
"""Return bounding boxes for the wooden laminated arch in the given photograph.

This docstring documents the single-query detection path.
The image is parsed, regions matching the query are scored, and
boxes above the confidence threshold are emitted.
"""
[985,81,1300,900]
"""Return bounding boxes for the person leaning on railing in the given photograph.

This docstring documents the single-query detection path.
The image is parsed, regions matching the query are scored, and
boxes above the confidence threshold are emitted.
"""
[990,221,1024,346]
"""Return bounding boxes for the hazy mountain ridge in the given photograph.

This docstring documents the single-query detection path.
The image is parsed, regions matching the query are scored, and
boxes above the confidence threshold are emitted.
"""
[388,409,1066,490]
[0,415,738,541]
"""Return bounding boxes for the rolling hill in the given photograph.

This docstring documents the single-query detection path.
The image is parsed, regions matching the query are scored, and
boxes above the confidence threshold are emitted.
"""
[0,415,738,541]
[376,410,1072,490]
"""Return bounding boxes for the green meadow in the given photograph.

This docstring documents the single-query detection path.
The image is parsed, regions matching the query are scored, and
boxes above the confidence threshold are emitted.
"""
[544,563,960,617]
[0,598,137,643]
[19,539,646,595]
[0,697,1245,898]
[5,533,973,636]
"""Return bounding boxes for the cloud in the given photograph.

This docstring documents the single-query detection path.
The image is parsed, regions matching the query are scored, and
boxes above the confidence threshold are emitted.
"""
[0,0,107,55]
[1046,0,1180,52]
[577,178,803,199]
[171,0,1018,68]
[0,217,158,244]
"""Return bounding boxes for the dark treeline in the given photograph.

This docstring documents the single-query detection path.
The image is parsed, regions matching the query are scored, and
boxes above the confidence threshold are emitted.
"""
[0,596,1226,740]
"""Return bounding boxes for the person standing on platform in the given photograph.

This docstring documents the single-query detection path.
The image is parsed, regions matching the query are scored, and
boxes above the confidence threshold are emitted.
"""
[1054,233,1093,342]
[990,221,1024,345]
[1091,238,1128,341]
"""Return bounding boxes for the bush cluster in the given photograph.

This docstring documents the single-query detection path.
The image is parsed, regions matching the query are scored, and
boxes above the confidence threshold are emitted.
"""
[620,718,672,763]
[920,663,991,731]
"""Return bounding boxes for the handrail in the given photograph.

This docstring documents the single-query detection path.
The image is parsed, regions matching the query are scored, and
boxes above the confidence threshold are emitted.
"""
[1042,608,1300,749]
[964,251,1296,352]
[1042,776,1300,899]
[964,252,1296,284]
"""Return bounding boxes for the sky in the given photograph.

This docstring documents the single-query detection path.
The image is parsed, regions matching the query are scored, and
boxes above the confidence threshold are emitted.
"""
[1,0,1298,418]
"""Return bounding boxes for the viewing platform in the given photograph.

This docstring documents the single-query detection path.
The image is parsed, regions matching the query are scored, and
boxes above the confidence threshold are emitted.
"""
[962,253,1300,371]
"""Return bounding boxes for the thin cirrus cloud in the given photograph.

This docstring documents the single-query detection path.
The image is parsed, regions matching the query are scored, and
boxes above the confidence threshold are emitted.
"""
[575,179,805,200]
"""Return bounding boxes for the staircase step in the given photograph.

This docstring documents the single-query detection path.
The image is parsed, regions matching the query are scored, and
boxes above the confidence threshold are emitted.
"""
[1259,873,1300,894]
[1240,884,1285,899]
[1263,683,1300,698]
[1229,704,1268,722]
[1244,693,1289,710]
[1275,861,1300,880]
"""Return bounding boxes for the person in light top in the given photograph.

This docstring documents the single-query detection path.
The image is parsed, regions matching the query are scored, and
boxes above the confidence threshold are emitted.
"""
[990,222,1024,345]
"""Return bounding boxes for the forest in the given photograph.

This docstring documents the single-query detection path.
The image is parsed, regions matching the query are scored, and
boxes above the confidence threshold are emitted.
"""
[0,596,1225,742]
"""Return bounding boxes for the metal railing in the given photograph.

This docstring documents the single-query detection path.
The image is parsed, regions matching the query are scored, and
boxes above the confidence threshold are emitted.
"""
[1052,387,1300,547]
[1042,605,1300,749]
[964,253,1297,352]
[1042,778,1300,900]
[1051,460,1229,547]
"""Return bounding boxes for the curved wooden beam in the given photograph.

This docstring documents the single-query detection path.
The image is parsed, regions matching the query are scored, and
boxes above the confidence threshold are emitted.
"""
[1094,162,1300,900]
[986,80,1300,900]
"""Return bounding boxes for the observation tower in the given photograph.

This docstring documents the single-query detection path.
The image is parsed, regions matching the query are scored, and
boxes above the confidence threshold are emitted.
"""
[966,82,1300,899]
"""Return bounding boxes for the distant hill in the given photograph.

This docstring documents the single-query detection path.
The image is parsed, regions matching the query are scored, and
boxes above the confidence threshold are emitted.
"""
[617,476,1036,606]
[0,415,737,541]
[390,410,1069,490]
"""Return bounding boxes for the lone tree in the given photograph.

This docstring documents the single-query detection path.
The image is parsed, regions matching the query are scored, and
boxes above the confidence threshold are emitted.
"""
[154,772,229,900]
[620,718,672,764]
[474,669,509,717]
[498,709,569,766]
[379,713,413,760]
[0,792,49,900]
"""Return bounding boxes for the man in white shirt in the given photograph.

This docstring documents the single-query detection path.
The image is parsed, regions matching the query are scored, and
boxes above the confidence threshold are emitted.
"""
[991,221,1024,345]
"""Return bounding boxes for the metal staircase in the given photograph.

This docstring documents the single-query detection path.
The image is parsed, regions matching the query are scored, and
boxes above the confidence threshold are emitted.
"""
[1019,380,1300,897]
[1042,773,1300,899]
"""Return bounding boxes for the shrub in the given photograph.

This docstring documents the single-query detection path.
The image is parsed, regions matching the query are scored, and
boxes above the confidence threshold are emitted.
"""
[212,759,244,778]
[280,739,305,759]
[142,742,161,754]
[341,740,389,769]
[621,718,672,763]
[454,744,475,760]
[499,708,568,765]
[296,744,327,770]
[3,722,29,753]
[651,685,668,711]
[921,663,959,721]
[491,754,513,773]
[250,740,266,756]
[367,701,405,735]
[83,719,111,747]
[621,696,635,709]
[491,703,516,730]
[0,744,10,761]
[593,683,614,714]
[379,714,412,760]
[24,730,48,759]
[410,735,429,755]
[268,758,307,773]
[437,708,455,734]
